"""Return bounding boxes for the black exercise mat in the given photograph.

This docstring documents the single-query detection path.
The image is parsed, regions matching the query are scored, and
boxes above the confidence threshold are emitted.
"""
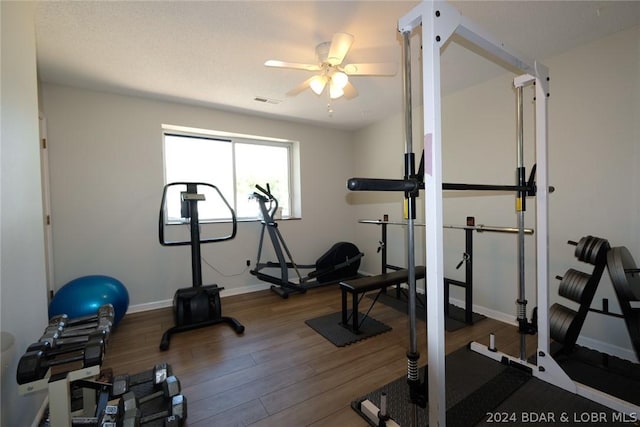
[369,291,485,331]
[552,344,640,406]
[353,346,633,426]
[305,311,391,347]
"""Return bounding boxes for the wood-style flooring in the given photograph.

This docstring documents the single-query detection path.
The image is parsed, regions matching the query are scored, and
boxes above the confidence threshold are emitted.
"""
[102,286,533,426]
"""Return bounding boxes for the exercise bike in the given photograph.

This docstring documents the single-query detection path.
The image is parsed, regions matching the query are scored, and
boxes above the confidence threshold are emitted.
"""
[158,182,244,351]
[249,183,363,298]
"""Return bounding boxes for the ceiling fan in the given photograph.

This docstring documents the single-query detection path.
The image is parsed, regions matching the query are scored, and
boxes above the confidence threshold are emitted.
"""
[265,32,397,100]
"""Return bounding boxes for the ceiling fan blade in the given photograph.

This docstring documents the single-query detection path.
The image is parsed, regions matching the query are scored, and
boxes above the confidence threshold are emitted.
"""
[342,62,397,76]
[265,60,321,72]
[286,77,314,96]
[327,32,354,66]
[343,81,358,99]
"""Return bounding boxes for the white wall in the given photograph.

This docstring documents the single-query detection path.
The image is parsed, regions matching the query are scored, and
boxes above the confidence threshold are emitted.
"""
[351,25,640,360]
[40,85,356,309]
[1,2,50,425]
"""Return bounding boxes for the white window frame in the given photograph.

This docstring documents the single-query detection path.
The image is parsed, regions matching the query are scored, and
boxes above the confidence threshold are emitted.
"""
[162,124,297,221]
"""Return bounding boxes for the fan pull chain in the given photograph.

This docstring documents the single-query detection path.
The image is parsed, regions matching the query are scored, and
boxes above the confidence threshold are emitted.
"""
[327,88,334,116]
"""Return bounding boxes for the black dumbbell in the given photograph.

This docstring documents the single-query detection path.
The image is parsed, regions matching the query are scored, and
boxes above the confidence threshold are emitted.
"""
[164,415,184,426]
[118,400,141,427]
[49,304,115,330]
[139,394,187,425]
[16,337,104,384]
[118,379,184,426]
[119,376,181,407]
[45,307,113,339]
[112,363,173,397]
[27,330,108,355]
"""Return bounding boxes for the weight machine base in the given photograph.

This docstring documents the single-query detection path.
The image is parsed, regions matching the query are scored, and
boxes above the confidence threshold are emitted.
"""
[352,346,631,426]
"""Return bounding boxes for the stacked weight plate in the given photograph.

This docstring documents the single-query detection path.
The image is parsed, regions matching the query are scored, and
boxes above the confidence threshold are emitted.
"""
[606,246,640,361]
[550,236,610,352]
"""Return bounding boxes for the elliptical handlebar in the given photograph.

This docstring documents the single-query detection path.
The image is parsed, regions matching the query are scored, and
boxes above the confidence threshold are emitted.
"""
[159,182,237,247]
[251,183,278,221]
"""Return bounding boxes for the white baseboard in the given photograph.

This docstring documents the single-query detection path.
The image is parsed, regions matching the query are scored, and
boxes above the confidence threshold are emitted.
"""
[125,279,638,363]
[448,297,638,363]
[221,282,271,297]
[448,296,518,326]
[126,282,272,314]
[576,335,639,363]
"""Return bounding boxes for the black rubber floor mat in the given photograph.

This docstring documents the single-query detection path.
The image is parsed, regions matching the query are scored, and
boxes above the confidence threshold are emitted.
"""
[305,311,391,347]
[353,346,635,426]
[553,344,640,405]
[446,365,530,427]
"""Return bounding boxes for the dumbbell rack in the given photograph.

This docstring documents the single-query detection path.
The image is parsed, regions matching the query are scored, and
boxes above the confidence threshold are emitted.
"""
[17,305,115,426]
[19,364,102,426]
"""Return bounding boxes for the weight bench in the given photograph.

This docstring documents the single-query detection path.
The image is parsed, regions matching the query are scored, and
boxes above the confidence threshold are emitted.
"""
[340,266,426,334]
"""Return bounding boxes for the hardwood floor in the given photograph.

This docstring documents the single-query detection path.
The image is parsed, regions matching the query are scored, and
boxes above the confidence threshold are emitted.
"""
[102,286,534,426]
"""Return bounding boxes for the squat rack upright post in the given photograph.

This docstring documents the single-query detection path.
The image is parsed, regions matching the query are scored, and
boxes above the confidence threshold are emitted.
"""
[395,1,639,424]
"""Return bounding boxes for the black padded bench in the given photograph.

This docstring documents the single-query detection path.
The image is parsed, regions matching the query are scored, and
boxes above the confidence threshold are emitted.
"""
[340,266,426,333]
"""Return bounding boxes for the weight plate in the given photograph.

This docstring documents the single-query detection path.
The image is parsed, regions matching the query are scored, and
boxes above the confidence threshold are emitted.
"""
[575,236,593,262]
[550,304,567,343]
[586,238,605,265]
[607,247,640,302]
[550,303,576,343]
[583,236,599,264]
[559,269,591,303]
[594,239,611,265]
[571,273,591,304]
[558,269,577,300]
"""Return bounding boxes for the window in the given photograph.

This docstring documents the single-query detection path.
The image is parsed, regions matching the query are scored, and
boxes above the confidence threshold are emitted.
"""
[162,125,295,220]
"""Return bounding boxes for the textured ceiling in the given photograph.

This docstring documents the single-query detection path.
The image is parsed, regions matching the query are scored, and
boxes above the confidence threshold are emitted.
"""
[34,1,640,131]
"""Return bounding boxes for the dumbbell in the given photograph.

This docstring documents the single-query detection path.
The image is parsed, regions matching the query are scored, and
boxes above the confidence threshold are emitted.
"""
[164,415,184,426]
[111,363,172,397]
[139,395,187,425]
[49,304,115,330]
[16,337,104,384]
[118,405,185,427]
[118,376,181,408]
[41,314,112,344]
[46,305,114,338]
[118,378,184,425]
[27,329,108,356]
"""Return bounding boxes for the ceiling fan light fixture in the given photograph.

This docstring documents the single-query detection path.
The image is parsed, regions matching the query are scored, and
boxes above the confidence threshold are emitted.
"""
[332,71,348,89]
[329,81,344,99]
[310,75,328,95]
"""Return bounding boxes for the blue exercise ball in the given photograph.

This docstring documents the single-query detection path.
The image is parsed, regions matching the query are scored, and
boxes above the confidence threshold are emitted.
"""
[49,275,130,326]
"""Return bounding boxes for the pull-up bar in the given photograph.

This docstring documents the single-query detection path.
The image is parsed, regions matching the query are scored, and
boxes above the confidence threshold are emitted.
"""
[347,174,553,194]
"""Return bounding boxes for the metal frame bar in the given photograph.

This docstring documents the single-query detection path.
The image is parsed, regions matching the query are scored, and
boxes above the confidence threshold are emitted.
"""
[19,365,101,427]
[398,1,638,426]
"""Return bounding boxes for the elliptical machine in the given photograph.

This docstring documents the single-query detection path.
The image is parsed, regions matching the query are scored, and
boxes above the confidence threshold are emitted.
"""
[249,183,363,298]
[158,182,244,351]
